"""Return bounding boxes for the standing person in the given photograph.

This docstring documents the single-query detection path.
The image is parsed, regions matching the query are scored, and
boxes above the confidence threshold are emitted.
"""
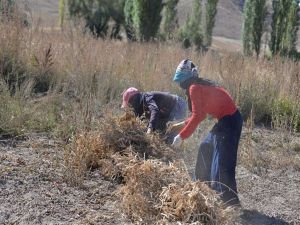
[171,59,243,206]
[121,87,187,138]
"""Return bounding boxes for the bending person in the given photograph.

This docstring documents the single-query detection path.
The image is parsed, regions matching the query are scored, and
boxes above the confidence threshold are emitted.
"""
[121,87,187,139]
[171,59,243,206]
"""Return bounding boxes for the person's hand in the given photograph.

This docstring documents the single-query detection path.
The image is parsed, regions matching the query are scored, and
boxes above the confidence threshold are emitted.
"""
[172,134,183,148]
[166,121,185,134]
[146,127,153,134]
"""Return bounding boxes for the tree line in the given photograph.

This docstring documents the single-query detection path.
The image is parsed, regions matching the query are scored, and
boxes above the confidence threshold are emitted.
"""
[242,0,300,58]
[59,0,299,57]
[59,0,218,50]
[1,0,299,57]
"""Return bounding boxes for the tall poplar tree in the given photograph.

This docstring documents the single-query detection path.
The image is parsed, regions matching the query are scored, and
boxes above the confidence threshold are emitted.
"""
[282,0,299,54]
[204,0,218,47]
[242,0,266,57]
[132,0,163,41]
[124,0,136,40]
[59,0,66,29]
[242,0,253,55]
[252,0,267,57]
[270,0,290,55]
[161,0,179,39]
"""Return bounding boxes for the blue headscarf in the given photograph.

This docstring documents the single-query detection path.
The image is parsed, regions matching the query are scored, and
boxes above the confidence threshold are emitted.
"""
[173,59,198,83]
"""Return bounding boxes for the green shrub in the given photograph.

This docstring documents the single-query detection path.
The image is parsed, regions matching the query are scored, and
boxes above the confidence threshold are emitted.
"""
[0,83,66,136]
[0,87,24,136]
[0,51,27,94]
[0,45,55,95]
[67,0,125,39]
[30,45,55,94]
[239,88,273,125]
[292,143,300,152]
[178,0,203,50]
[272,98,300,132]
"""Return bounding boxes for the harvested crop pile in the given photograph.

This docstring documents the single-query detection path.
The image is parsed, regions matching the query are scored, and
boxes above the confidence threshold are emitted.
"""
[64,112,235,224]
[64,112,176,184]
[119,160,235,225]
[119,160,190,223]
[159,182,234,224]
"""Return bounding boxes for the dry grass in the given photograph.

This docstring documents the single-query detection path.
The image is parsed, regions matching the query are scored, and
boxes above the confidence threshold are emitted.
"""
[64,112,176,185]
[119,160,188,223]
[1,19,299,126]
[1,17,300,182]
[119,159,236,225]
[64,112,235,224]
[158,182,235,224]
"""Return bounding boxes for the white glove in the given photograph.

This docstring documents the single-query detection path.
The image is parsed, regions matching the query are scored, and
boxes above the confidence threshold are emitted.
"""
[146,127,153,134]
[172,134,183,147]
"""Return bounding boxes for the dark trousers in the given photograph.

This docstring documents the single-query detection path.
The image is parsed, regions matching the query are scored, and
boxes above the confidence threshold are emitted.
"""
[194,110,243,206]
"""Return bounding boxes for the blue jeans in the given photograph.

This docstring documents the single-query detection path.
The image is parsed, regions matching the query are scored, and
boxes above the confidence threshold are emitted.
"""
[194,110,243,206]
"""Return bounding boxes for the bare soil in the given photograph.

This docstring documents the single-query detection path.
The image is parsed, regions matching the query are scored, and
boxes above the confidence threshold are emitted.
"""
[0,134,132,225]
[0,126,299,225]
[183,125,300,225]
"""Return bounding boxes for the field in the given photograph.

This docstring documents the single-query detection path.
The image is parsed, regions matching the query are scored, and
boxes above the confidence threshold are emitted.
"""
[0,1,300,225]
[1,116,300,224]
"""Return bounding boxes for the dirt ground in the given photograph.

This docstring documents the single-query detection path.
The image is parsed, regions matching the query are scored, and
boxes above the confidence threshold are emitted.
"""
[0,127,299,225]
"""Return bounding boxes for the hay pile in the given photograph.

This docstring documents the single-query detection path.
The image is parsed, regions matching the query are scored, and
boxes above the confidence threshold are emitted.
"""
[119,160,189,223]
[64,112,235,224]
[159,182,233,224]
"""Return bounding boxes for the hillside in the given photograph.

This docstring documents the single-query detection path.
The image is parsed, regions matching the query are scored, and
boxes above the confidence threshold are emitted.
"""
[25,0,243,50]
[25,0,242,38]
[24,0,300,51]
[177,0,243,40]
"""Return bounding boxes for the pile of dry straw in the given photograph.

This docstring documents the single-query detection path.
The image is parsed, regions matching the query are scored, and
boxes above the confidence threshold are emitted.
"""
[64,112,235,224]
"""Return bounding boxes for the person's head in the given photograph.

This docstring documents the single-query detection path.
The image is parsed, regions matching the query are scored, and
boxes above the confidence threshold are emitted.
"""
[173,59,199,87]
[121,87,140,108]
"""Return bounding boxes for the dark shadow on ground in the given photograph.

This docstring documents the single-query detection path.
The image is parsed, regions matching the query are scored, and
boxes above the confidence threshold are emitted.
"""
[240,209,290,225]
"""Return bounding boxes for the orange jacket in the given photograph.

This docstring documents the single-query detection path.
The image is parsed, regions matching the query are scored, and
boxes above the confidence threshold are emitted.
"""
[179,84,237,139]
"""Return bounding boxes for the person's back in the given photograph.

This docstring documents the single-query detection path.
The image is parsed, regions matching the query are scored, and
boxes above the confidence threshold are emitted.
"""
[189,84,237,120]
[180,83,237,139]
[143,91,177,118]
[122,87,187,134]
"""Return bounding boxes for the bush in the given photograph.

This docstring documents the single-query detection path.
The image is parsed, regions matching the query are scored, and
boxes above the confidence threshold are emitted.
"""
[0,83,66,136]
[272,97,300,132]
[30,45,55,94]
[239,88,273,125]
[0,51,27,94]
[0,44,55,95]
[178,0,203,50]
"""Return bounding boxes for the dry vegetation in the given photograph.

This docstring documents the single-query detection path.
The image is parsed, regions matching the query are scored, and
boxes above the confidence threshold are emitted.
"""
[64,112,236,224]
[1,15,300,224]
